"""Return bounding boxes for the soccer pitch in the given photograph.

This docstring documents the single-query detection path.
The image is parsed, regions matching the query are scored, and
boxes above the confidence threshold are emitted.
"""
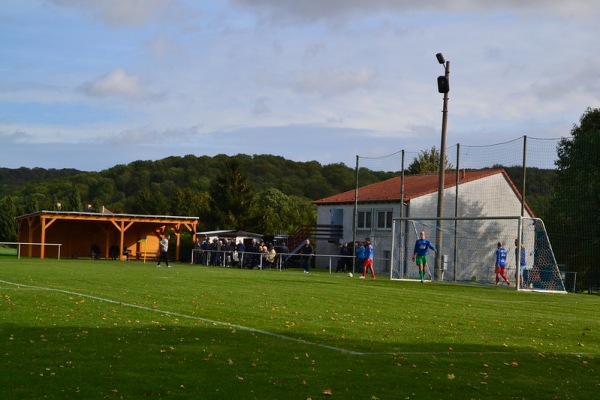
[1,258,599,399]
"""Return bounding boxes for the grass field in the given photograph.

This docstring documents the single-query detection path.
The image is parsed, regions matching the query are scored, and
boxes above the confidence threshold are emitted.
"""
[1,258,599,399]
[0,246,18,256]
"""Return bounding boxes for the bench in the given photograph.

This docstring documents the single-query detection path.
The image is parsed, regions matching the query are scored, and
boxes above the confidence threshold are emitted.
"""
[135,251,158,261]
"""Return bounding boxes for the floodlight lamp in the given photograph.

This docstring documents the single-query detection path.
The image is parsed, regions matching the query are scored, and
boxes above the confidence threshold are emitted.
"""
[436,53,445,64]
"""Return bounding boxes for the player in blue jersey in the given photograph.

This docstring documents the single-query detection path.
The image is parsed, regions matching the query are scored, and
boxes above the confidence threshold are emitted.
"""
[412,231,436,282]
[354,241,365,274]
[360,238,376,279]
[495,241,510,285]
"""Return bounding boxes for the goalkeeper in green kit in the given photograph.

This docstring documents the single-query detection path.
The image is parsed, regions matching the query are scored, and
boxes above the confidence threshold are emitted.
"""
[412,231,436,283]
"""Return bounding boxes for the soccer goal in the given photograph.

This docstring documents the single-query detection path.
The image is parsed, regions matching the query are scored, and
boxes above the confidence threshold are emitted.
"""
[390,217,566,293]
[0,242,63,260]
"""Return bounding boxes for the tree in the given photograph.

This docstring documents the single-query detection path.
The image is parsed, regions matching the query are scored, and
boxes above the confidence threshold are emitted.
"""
[0,196,18,241]
[407,146,453,174]
[66,188,83,212]
[171,188,208,217]
[549,107,600,281]
[252,188,317,235]
[205,159,255,230]
[130,186,168,215]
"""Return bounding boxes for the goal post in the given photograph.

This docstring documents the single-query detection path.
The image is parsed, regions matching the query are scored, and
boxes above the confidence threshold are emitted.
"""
[0,242,63,260]
[390,216,566,293]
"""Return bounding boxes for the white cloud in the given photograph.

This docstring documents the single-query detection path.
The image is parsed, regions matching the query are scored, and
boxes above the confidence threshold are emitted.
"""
[48,0,171,26]
[230,0,600,23]
[0,129,34,143]
[107,125,203,146]
[3,0,599,171]
[79,68,158,101]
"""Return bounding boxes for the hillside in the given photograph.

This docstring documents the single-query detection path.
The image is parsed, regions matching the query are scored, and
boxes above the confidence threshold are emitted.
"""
[0,154,395,215]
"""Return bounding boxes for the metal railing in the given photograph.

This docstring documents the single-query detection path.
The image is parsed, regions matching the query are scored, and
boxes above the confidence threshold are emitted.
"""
[190,249,388,274]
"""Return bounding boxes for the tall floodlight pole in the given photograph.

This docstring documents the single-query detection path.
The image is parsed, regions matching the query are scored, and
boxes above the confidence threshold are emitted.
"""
[435,53,450,281]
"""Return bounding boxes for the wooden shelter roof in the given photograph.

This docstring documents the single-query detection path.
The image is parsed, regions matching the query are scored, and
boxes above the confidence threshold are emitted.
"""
[16,210,198,260]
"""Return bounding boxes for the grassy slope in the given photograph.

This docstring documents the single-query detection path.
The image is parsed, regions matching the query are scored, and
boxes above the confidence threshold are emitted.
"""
[1,258,599,399]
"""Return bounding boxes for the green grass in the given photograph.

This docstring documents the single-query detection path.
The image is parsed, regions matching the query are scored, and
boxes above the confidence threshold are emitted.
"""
[0,246,18,256]
[1,258,599,399]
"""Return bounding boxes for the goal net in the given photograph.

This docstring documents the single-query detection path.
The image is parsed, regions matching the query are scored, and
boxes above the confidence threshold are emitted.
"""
[390,217,566,293]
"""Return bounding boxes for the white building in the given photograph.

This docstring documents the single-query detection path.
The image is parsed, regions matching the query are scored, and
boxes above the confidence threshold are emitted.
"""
[314,168,534,281]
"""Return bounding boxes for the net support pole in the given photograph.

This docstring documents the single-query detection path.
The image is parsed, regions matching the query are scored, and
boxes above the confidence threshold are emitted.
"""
[390,151,407,279]
[517,217,523,289]
[435,60,450,281]
[521,136,527,218]
[453,143,460,281]
[352,155,359,275]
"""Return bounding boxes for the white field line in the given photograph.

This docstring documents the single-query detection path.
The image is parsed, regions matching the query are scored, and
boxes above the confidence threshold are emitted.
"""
[1,279,597,357]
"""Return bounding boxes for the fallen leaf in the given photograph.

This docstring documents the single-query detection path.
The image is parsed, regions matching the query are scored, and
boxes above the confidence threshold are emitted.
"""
[447,374,455,380]
[322,389,333,395]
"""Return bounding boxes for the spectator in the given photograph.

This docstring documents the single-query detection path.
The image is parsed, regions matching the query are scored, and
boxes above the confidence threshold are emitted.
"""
[300,239,313,274]
[280,242,289,269]
[224,239,235,266]
[201,238,210,265]
[91,243,101,260]
[266,244,277,268]
[336,242,351,273]
[236,240,246,267]
[109,243,119,260]
[246,240,259,269]
[193,237,202,264]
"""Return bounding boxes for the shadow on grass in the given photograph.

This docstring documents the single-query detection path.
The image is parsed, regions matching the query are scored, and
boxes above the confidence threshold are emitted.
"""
[2,323,598,400]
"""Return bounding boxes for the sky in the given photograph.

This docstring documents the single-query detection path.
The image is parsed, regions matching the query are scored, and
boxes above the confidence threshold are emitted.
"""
[1,0,599,172]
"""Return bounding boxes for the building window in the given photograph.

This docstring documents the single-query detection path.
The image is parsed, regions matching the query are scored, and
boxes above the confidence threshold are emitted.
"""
[357,210,372,230]
[376,210,393,230]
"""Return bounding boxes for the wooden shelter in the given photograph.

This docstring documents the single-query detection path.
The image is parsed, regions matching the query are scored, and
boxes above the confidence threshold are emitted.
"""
[16,211,198,260]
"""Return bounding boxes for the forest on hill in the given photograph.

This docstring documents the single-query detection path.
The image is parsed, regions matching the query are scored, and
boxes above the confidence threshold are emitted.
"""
[0,154,397,235]
[0,152,558,236]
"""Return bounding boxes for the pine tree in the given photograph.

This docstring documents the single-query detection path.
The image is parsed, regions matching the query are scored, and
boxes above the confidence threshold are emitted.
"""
[0,196,18,241]
[205,159,255,230]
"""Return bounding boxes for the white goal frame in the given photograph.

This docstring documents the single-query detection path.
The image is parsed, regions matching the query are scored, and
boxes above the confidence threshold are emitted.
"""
[0,242,63,259]
[390,216,566,293]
